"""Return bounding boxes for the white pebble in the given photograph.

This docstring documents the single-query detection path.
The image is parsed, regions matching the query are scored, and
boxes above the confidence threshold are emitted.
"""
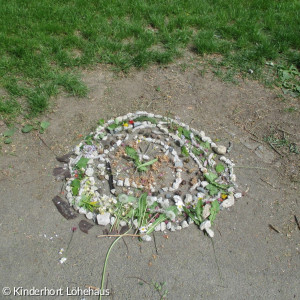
[181,220,189,228]
[97,213,111,226]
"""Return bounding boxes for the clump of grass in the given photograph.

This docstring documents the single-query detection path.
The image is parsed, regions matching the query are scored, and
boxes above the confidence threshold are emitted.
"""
[0,0,299,119]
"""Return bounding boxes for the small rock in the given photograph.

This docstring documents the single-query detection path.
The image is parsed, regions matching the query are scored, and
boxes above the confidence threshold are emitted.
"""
[97,213,111,226]
[235,192,242,199]
[155,224,161,232]
[160,222,166,231]
[184,194,193,204]
[141,235,152,242]
[79,207,87,215]
[167,222,172,230]
[212,145,227,155]
[133,219,138,228]
[176,225,182,231]
[86,212,94,220]
[175,161,183,168]
[173,195,182,203]
[85,168,94,177]
[222,194,235,208]
[117,180,124,187]
[196,186,206,193]
[119,220,126,227]
[187,217,194,225]
[181,220,189,228]
[110,217,116,225]
[201,181,209,187]
[124,178,130,187]
[166,193,172,199]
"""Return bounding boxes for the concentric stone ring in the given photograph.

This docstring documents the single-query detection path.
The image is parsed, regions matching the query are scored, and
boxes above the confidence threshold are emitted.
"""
[64,112,241,240]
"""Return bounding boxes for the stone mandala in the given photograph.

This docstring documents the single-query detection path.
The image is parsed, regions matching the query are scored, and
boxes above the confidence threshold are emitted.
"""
[63,111,242,240]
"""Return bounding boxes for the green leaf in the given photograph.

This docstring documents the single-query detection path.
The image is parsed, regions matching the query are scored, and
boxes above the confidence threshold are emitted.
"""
[194,135,201,143]
[200,141,211,149]
[204,172,218,183]
[183,129,191,140]
[215,163,225,173]
[3,128,16,137]
[138,166,148,172]
[192,147,203,156]
[107,123,119,131]
[177,126,183,137]
[40,121,50,130]
[133,116,157,124]
[195,199,203,221]
[137,158,158,169]
[98,119,105,125]
[146,214,167,234]
[183,207,200,225]
[209,200,220,224]
[206,184,219,196]
[21,124,33,133]
[137,193,147,226]
[76,157,89,169]
[125,146,139,160]
[71,178,81,196]
[4,138,12,144]
[181,146,189,157]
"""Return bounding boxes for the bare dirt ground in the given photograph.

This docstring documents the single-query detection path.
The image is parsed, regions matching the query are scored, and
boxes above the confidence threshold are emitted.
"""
[0,54,299,300]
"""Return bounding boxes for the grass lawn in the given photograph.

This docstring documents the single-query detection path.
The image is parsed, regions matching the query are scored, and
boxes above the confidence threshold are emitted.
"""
[0,0,299,120]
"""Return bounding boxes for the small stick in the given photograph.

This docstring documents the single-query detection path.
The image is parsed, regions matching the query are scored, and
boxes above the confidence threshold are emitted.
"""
[243,127,260,140]
[278,128,297,136]
[153,232,158,255]
[85,285,100,291]
[128,276,151,286]
[249,137,263,144]
[37,134,57,156]
[294,215,300,231]
[97,234,143,238]
[269,224,281,234]
[260,178,276,188]
[268,142,284,157]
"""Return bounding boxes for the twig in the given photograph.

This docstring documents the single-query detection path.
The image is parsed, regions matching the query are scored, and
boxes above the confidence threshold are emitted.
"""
[278,128,297,137]
[294,215,300,231]
[153,232,158,255]
[85,285,100,291]
[37,134,57,156]
[143,143,151,156]
[128,276,151,286]
[269,224,281,234]
[268,142,284,157]
[249,137,263,144]
[243,127,260,140]
[260,178,276,188]
[97,233,142,238]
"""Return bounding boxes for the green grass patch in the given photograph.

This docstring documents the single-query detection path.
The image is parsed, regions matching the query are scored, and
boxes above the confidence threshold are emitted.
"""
[0,0,299,119]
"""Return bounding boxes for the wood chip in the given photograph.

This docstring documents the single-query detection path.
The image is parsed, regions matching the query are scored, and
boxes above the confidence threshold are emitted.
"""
[79,220,94,234]
[52,196,77,220]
